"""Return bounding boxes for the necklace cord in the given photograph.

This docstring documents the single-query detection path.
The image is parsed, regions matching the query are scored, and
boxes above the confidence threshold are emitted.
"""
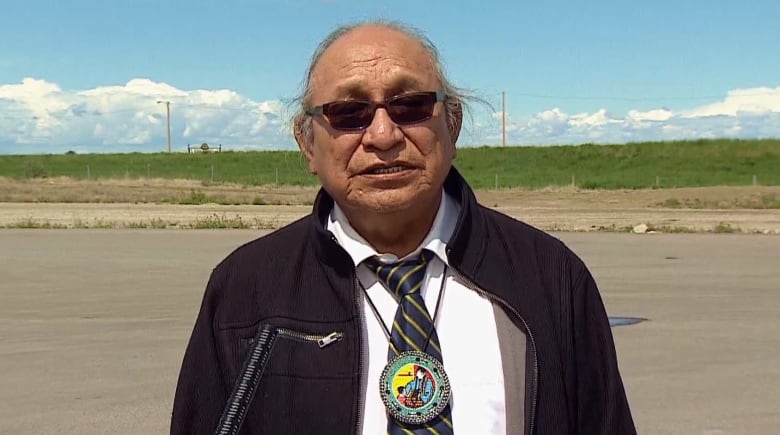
[359,262,448,356]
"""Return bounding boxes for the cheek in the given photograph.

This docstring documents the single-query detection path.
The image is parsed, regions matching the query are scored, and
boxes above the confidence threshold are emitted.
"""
[418,118,453,156]
[311,131,356,175]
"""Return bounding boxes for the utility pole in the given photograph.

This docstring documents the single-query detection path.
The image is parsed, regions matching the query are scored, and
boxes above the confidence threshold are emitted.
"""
[157,100,172,153]
[501,91,506,147]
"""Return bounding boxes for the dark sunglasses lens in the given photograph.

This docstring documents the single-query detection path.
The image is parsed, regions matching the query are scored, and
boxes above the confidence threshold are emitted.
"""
[388,93,436,124]
[325,101,373,130]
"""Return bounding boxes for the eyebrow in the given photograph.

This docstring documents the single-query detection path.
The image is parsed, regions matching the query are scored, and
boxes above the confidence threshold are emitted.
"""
[332,75,426,99]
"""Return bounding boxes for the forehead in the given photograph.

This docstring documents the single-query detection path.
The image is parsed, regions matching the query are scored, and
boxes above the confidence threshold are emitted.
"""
[309,26,440,100]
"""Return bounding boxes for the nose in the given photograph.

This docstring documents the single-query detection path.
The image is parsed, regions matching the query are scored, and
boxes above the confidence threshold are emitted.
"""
[362,107,403,150]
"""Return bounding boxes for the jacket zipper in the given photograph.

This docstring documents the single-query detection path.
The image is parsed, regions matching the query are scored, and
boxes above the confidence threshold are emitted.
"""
[326,232,367,435]
[220,326,343,435]
[352,278,367,435]
[450,268,539,435]
[276,328,343,348]
[216,325,279,435]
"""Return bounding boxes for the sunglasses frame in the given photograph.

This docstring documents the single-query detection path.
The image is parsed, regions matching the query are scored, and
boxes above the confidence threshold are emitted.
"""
[306,90,447,131]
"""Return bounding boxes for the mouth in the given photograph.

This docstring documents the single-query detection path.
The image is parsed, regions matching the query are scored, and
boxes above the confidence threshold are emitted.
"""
[361,163,415,175]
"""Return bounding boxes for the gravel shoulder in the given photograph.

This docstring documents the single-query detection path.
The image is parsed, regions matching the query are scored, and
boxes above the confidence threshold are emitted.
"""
[1,178,779,233]
[2,202,779,233]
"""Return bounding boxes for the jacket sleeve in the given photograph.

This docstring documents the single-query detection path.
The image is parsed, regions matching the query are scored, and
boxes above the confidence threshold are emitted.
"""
[572,264,637,434]
[171,269,229,434]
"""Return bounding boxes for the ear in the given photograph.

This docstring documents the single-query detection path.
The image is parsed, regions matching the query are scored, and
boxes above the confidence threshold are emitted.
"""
[294,114,317,174]
[447,100,463,158]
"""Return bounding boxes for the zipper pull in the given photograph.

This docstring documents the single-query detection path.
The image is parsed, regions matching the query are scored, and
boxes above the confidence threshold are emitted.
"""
[317,331,343,348]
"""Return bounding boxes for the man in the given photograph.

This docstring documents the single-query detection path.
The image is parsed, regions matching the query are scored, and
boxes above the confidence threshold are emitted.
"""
[402,366,435,407]
[171,21,636,434]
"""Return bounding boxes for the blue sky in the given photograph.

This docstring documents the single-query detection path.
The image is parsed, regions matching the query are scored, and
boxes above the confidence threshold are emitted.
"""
[1,0,779,153]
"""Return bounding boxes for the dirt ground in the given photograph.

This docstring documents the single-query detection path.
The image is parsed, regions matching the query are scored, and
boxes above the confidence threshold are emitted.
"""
[1,177,779,233]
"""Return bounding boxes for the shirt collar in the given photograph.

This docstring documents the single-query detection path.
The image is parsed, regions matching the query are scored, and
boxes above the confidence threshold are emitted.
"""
[327,190,460,267]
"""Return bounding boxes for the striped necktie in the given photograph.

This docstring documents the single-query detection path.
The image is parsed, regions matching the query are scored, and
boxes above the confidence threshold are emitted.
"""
[366,250,454,434]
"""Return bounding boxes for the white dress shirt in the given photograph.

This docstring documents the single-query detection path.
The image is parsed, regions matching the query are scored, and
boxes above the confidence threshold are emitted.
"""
[327,192,507,435]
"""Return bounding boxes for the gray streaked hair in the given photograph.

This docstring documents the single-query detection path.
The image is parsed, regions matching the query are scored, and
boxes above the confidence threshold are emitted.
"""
[291,20,474,144]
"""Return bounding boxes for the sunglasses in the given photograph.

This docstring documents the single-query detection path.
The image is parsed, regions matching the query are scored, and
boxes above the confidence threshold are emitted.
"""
[306,90,446,131]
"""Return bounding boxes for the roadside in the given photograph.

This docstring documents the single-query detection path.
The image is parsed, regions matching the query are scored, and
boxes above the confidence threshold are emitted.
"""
[1,177,779,233]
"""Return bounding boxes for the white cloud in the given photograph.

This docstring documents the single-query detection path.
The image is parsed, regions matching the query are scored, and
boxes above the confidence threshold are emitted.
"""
[569,109,619,127]
[497,86,780,145]
[682,86,780,118]
[0,78,293,154]
[79,78,187,99]
[627,108,673,123]
[1,79,779,153]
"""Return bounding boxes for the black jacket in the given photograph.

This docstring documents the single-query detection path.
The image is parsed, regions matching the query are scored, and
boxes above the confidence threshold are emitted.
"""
[171,169,636,434]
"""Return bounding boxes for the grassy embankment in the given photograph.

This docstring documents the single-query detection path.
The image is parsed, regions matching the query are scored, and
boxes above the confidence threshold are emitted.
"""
[2,138,779,189]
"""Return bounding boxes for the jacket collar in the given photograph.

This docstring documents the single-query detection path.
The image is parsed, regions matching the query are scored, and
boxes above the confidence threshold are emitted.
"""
[442,167,487,281]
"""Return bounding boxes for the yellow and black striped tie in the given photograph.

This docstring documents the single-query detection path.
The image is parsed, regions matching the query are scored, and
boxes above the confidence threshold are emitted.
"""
[366,250,454,434]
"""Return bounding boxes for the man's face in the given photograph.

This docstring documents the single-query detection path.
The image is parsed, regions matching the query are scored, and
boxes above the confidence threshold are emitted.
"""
[300,25,457,216]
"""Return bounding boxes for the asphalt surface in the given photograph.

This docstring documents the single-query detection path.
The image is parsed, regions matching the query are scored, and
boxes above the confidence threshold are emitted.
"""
[1,230,778,434]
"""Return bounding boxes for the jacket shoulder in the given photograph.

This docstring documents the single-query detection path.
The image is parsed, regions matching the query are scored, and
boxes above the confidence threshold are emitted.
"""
[201,216,314,321]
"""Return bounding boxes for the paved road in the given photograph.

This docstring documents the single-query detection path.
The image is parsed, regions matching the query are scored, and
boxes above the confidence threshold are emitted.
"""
[0,230,778,434]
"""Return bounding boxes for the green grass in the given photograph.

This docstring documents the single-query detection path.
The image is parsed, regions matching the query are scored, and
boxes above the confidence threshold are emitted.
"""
[455,139,780,189]
[191,214,276,229]
[1,218,68,229]
[713,222,737,233]
[163,190,243,206]
[2,138,779,189]
[658,193,780,209]
[0,215,277,229]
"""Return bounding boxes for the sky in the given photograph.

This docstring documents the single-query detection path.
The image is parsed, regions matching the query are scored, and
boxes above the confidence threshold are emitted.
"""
[1,0,779,154]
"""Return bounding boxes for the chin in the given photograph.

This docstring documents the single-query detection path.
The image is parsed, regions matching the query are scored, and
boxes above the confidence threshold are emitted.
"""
[351,188,436,215]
